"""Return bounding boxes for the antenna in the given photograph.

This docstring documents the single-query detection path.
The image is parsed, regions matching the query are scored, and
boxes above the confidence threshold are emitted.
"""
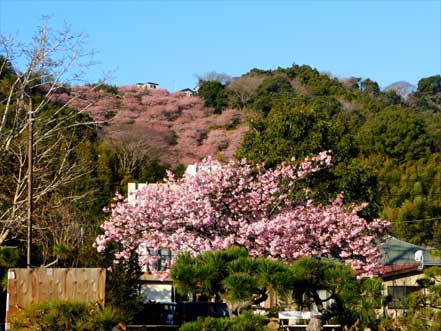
[415,250,424,271]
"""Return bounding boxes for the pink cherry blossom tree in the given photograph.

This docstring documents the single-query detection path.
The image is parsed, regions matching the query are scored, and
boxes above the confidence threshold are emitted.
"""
[95,152,389,278]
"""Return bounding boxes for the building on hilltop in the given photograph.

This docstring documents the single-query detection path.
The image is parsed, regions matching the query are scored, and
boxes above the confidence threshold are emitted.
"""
[136,82,159,90]
[179,88,195,97]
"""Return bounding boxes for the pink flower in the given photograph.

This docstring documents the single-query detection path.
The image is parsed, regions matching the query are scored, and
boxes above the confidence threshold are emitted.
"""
[95,152,389,277]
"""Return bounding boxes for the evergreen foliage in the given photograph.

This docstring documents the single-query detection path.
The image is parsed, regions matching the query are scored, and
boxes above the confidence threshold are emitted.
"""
[389,266,441,330]
[197,80,228,114]
[179,311,268,331]
[234,64,441,247]
[172,249,385,330]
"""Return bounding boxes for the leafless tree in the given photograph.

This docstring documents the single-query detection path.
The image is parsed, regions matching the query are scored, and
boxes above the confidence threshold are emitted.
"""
[226,74,265,109]
[103,126,160,176]
[196,71,232,85]
[0,19,100,248]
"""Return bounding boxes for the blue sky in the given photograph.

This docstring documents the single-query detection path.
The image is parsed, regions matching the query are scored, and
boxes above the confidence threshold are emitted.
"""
[0,0,440,91]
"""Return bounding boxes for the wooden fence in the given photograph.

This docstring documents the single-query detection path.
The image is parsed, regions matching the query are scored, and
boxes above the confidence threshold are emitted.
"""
[5,268,105,329]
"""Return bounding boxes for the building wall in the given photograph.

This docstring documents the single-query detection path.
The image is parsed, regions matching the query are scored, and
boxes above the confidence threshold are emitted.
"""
[141,284,174,302]
[381,269,441,319]
[383,273,426,288]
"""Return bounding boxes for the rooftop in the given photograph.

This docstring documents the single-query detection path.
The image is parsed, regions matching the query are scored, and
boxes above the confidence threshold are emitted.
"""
[379,236,441,266]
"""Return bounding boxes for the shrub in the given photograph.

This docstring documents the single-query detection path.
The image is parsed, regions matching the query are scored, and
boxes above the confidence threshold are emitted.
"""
[95,83,119,95]
[164,130,178,145]
[10,300,124,331]
[179,316,231,331]
[179,311,268,331]
[230,311,268,331]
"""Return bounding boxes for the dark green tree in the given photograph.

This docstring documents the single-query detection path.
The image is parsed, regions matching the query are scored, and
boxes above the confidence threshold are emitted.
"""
[239,95,347,166]
[416,75,441,95]
[197,80,228,114]
[172,248,384,330]
[410,75,441,112]
[356,107,433,160]
[235,64,441,247]
[360,79,380,97]
[255,75,293,95]
[171,247,291,313]
[289,257,384,331]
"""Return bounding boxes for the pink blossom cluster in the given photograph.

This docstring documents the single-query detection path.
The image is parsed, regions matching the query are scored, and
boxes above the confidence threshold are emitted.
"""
[95,152,389,277]
[48,85,122,122]
[49,84,247,165]
[118,85,146,94]
[149,88,170,97]
[49,92,71,105]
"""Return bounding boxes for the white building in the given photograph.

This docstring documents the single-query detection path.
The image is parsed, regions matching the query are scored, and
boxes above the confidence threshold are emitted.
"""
[136,82,159,90]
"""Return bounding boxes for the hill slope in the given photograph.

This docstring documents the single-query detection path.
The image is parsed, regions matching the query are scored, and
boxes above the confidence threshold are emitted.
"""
[51,85,248,165]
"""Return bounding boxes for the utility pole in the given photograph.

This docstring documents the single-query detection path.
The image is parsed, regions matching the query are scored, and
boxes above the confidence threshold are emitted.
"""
[27,98,33,268]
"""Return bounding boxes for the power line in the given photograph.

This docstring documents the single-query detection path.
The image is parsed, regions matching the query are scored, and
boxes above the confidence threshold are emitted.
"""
[388,217,441,224]
[378,179,441,182]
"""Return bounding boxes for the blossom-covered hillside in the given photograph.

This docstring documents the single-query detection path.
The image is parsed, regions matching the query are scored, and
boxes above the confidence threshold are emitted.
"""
[51,85,248,165]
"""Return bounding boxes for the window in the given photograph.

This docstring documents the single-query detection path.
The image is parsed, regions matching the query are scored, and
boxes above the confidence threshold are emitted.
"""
[387,286,420,300]
[149,248,173,271]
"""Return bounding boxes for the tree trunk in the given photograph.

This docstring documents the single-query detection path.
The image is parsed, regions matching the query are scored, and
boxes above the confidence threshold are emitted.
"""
[307,315,322,331]
[307,289,325,331]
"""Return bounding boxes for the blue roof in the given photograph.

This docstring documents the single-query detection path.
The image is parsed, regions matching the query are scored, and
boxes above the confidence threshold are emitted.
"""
[379,236,441,266]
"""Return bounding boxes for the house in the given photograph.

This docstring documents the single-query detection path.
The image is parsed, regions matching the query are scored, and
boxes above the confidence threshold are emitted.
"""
[379,236,441,281]
[127,181,179,303]
[180,88,195,97]
[136,82,159,90]
[378,236,441,316]
[138,254,176,303]
[127,164,217,302]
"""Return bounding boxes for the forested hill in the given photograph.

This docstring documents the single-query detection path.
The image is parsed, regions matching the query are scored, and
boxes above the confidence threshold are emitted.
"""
[3,56,441,267]
[51,65,441,248]
[222,65,441,248]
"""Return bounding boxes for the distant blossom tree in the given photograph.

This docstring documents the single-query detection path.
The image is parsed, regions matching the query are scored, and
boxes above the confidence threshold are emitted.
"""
[95,152,389,278]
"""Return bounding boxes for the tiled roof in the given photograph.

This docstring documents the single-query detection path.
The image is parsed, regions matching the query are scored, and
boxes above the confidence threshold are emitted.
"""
[382,264,420,278]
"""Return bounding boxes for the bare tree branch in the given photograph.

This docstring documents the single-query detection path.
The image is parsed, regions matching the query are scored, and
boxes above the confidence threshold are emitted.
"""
[0,19,100,247]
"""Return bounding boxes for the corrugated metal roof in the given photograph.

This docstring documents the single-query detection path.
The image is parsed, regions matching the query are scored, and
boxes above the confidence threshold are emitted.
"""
[379,236,441,266]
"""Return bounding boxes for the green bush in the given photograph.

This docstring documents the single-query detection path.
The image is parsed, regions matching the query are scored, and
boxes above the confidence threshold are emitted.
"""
[10,300,124,331]
[179,311,268,331]
[179,316,231,331]
[230,311,268,331]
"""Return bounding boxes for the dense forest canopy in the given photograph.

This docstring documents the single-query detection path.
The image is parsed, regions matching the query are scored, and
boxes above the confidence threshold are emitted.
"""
[195,66,441,247]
